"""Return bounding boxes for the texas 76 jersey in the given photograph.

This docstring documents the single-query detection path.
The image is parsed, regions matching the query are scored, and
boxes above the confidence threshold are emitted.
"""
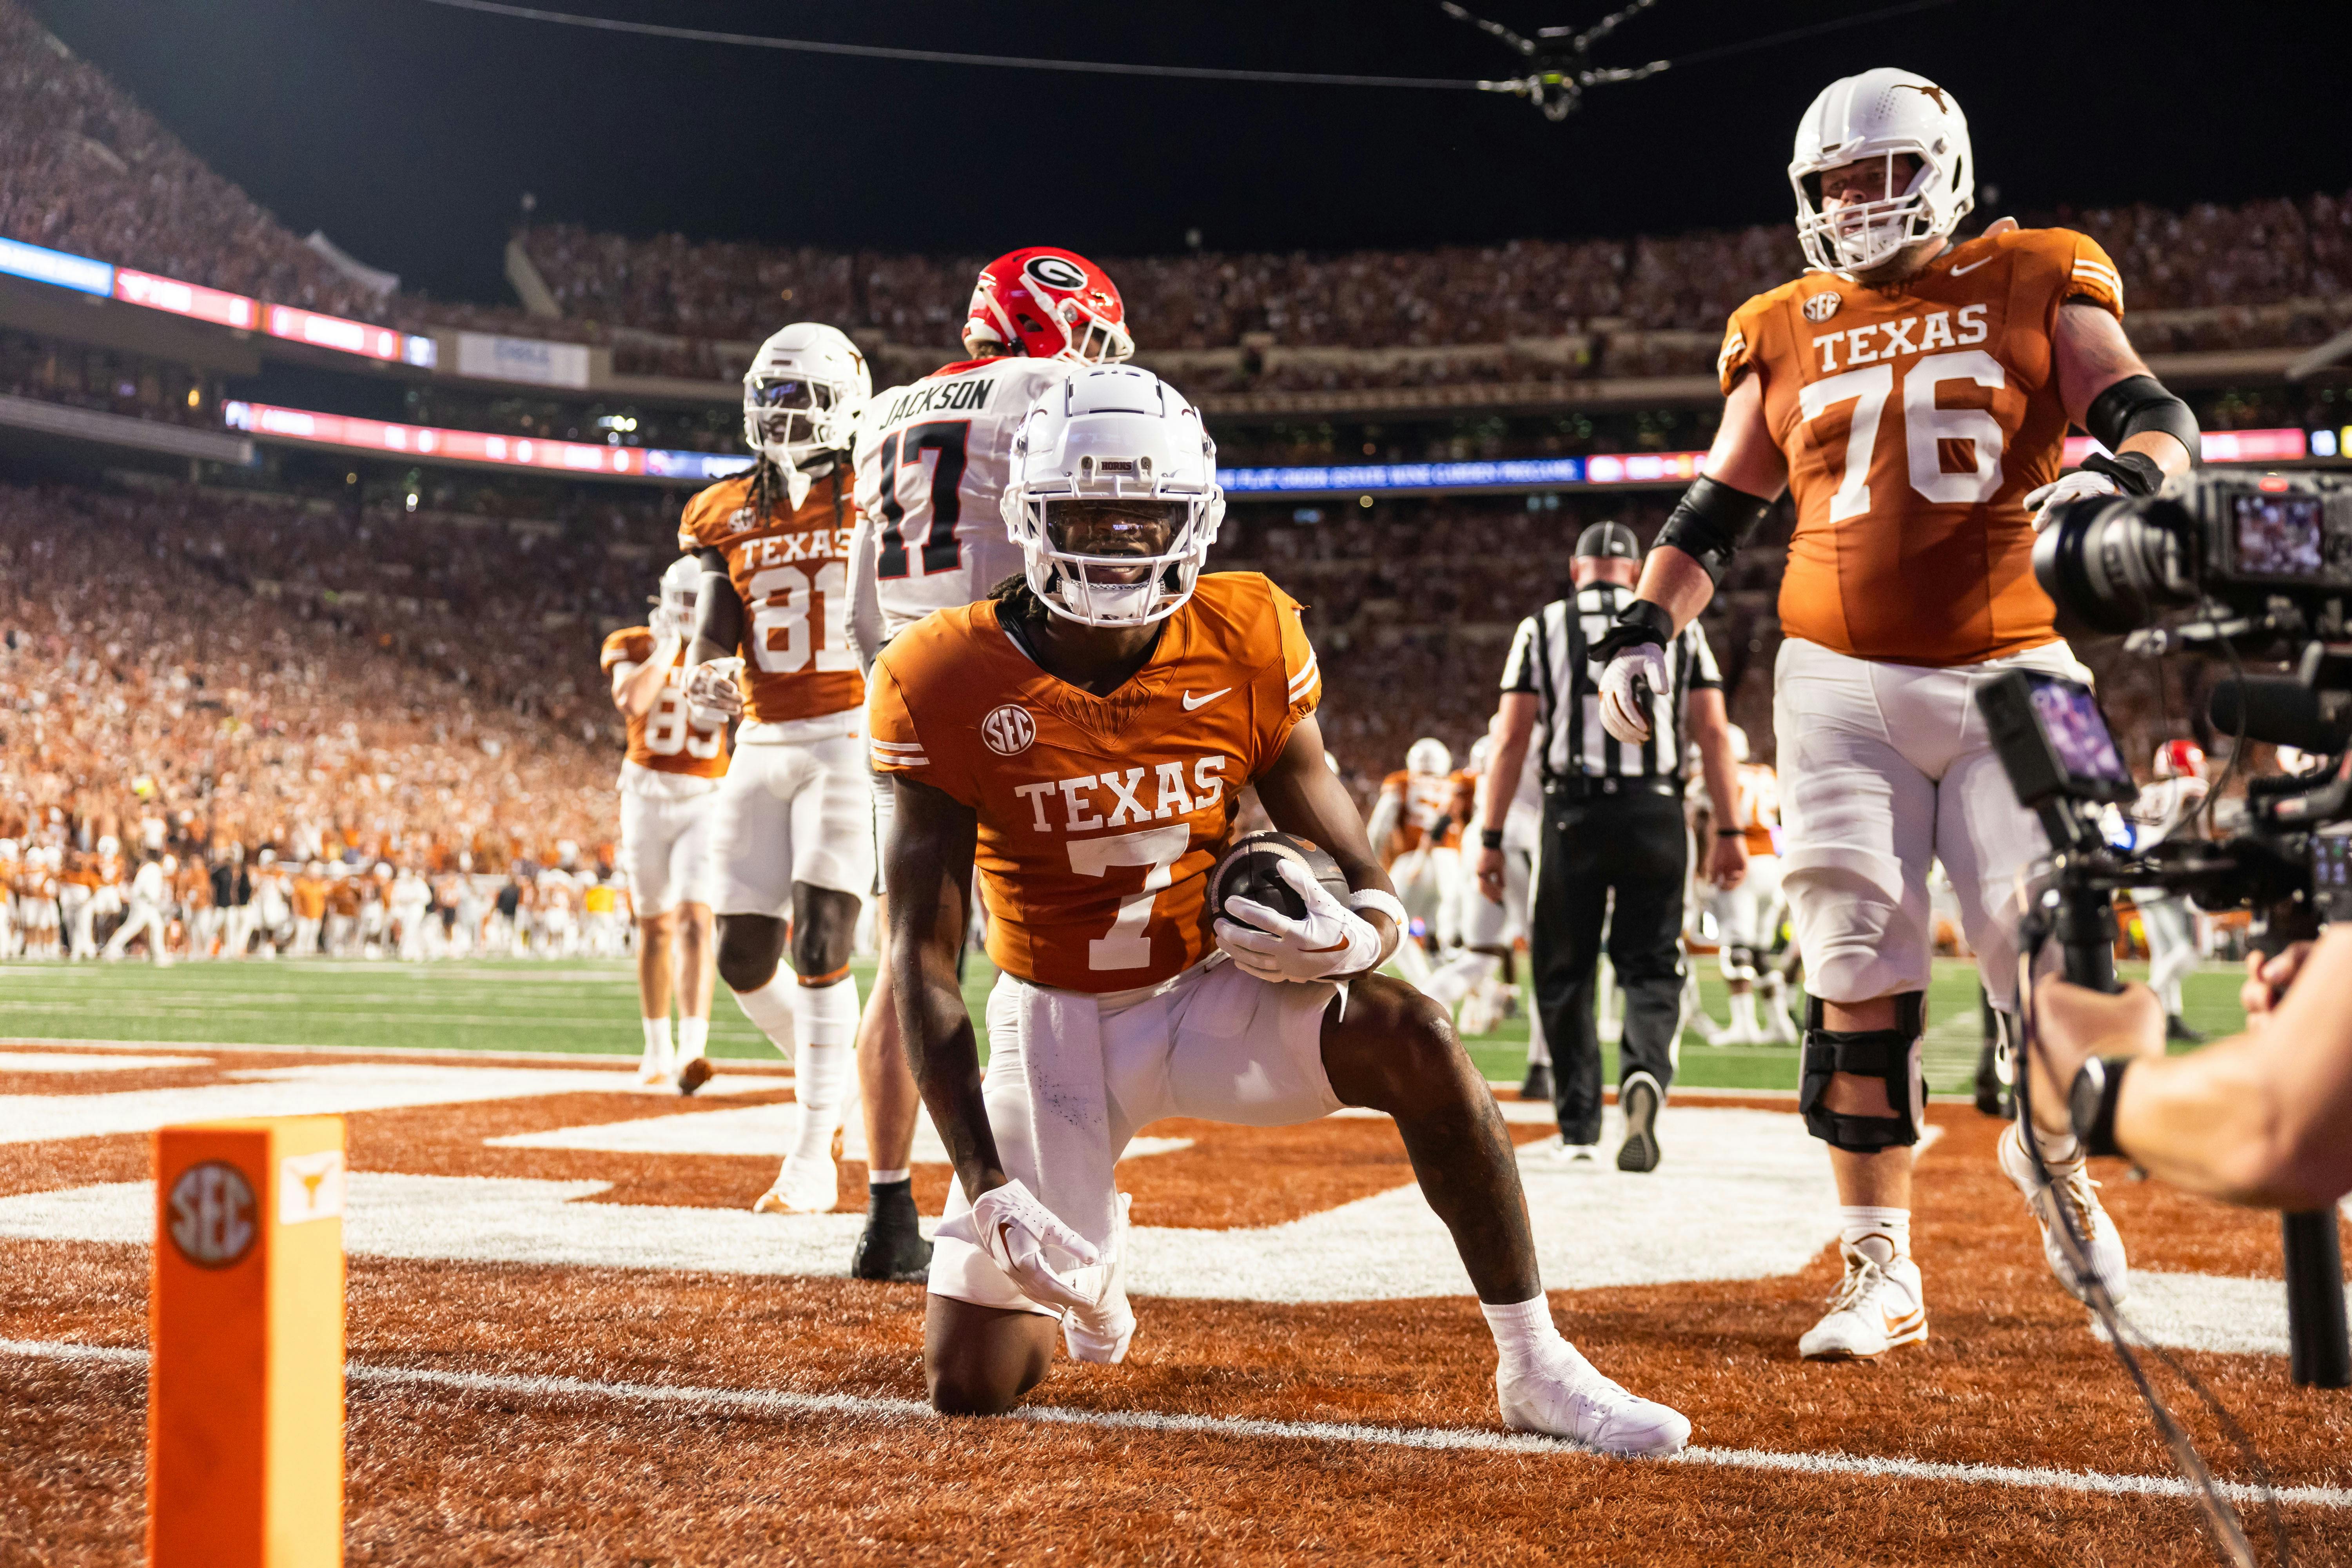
[1719,225,2126,668]
[852,356,1073,640]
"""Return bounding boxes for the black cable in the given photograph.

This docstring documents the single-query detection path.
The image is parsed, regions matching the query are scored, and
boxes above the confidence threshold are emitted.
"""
[2013,932,2283,1566]
[411,0,1487,88]
[1668,0,1970,69]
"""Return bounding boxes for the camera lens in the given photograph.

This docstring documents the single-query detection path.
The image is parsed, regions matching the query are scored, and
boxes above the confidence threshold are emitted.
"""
[2032,495,2199,635]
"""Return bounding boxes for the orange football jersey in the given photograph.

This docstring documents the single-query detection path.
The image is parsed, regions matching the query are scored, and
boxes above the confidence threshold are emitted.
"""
[677,467,864,728]
[599,626,729,779]
[868,572,1322,992]
[1718,225,2125,667]
[1377,769,1461,861]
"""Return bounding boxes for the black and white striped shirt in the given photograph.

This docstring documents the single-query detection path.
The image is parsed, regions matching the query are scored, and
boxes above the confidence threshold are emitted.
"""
[1498,582,1722,784]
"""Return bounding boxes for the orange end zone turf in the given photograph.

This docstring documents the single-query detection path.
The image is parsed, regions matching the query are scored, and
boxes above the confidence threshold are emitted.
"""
[149,1117,346,1568]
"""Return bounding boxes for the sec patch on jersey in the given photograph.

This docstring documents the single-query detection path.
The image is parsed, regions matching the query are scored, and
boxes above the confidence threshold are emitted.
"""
[1207,831,1349,925]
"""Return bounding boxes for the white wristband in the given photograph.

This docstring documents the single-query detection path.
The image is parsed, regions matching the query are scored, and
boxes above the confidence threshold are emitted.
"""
[1345,888,1408,927]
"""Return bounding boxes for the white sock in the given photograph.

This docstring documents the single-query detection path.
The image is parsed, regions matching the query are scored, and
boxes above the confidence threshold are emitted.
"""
[675,1014,708,1064]
[639,1015,673,1065]
[1840,1206,1911,1267]
[868,1167,911,1187]
[1730,991,1758,1032]
[732,978,796,1057]
[1481,1296,1571,1369]
[2029,1119,2083,1167]
[789,973,859,1163]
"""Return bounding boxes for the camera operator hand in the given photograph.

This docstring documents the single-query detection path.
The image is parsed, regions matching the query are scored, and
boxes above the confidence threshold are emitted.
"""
[2029,929,2352,1210]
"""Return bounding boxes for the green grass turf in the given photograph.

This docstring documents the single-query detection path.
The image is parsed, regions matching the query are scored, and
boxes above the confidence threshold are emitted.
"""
[0,955,2248,1095]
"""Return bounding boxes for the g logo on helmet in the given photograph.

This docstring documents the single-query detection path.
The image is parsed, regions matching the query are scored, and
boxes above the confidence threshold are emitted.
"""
[982,704,1037,757]
[1024,255,1089,291]
[167,1160,257,1269]
[1802,292,1842,323]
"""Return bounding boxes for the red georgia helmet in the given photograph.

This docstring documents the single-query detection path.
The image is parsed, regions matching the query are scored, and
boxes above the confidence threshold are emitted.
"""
[964,247,1132,365]
[2153,739,2206,780]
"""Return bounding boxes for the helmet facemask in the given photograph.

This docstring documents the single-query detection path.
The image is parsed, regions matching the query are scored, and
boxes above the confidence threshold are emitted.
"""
[1019,494,1215,628]
[1794,152,1957,275]
[743,374,853,475]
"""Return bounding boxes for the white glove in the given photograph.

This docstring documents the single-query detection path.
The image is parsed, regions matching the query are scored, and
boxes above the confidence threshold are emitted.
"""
[969,1178,1103,1315]
[1596,642,1670,745]
[1062,1192,1134,1365]
[2024,469,2118,533]
[1214,858,1383,983]
[684,656,745,729]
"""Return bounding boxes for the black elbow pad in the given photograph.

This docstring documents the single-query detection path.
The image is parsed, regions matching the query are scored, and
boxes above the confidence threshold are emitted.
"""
[1654,477,1775,588]
[2085,374,2198,463]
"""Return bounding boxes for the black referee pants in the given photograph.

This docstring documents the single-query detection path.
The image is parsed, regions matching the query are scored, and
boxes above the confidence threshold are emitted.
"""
[1531,789,1687,1145]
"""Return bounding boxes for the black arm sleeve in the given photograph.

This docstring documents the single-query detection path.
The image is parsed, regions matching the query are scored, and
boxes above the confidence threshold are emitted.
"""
[691,546,743,656]
[1653,476,1777,588]
[2085,374,2199,466]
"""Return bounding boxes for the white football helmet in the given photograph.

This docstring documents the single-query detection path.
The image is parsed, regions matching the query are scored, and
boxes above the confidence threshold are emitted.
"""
[1406,738,1452,779]
[1001,366,1224,627]
[742,323,871,502]
[1726,724,1751,764]
[1789,68,1974,276]
[1467,735,1491,775]
[651,554,701,640]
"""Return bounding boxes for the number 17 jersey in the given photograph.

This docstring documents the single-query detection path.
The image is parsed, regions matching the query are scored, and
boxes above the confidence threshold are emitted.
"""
[853,356,1074,641]
[1718,225,2125,668]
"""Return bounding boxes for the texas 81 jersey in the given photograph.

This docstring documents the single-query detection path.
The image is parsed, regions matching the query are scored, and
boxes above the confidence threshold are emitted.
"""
[854,355,1074,639]
[1720,224,2125,666]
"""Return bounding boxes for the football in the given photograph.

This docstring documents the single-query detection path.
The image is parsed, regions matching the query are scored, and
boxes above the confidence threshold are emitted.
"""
[1207,831,1350,926]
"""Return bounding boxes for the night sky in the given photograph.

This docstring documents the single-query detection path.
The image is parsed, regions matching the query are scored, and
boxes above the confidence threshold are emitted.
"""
[26,0,2352,305]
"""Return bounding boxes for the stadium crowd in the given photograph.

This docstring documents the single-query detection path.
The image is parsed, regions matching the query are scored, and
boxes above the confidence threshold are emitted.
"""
[4,0,2348,392]
[0,481,626,910]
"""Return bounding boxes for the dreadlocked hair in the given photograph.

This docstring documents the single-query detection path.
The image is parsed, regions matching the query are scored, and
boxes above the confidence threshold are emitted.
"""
[989,571,1053,634]
[744,456,846,532]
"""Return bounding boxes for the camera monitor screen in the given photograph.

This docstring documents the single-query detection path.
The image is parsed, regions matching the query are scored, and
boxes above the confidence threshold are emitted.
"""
[2232,492,2326,577]
[2024,675,2131,788]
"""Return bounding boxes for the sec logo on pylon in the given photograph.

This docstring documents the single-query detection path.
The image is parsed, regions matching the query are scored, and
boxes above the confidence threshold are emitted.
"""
[168,1160,257,1269]
[982,704,1037,757]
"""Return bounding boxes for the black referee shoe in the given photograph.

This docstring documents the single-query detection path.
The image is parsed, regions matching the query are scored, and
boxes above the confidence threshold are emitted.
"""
[1616,1072,1662,1173]
[1519,1061,1554,1102]
[850,1179,933,1282]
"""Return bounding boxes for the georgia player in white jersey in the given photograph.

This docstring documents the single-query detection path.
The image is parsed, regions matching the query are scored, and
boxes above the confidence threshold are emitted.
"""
[1586,69,2198,1361]
[1702,726,1797,1047]
[681,321,876,1220]
[839,247,1136,1283]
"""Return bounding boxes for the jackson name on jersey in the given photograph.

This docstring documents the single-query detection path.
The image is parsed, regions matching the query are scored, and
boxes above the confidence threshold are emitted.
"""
[1718,224,2126,667]
[853,356,1074,639]
[866,572,1321,993]
[678,466,863,733]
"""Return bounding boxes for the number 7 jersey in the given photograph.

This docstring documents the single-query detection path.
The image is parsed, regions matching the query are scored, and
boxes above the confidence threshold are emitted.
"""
[677,466,864,734]
[853,356,1074,640]
[1718,225,2126,667]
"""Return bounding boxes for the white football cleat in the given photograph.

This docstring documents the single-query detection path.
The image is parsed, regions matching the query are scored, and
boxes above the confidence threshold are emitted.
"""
[1063,1192,1135,1365]
[1798,1242,1927,1361]
[752,1154,838,1215]
[1524,1138,1601,1169]
[634,1053,671,1087]
[1497,1341,1691,1456]
[1998,1121,2130,1304]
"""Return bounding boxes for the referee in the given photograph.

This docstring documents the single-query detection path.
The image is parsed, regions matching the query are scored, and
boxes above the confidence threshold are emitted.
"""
[1477,521,1747,1172]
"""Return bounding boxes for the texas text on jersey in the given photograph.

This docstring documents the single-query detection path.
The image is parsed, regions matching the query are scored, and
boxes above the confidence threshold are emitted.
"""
[853,356,1074,640]
[1718,224,2126,666]
[678,467,863,733]
[867,572,1320,992]
[599,627,730,780]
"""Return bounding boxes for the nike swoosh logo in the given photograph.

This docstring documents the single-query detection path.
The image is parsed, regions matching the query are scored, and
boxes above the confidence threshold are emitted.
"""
[1182,688,1232,711]
[1950,257,1992,276]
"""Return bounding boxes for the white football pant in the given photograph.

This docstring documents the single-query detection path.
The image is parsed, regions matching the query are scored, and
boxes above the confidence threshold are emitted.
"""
[618,779,719,917]
[707,735,876,916]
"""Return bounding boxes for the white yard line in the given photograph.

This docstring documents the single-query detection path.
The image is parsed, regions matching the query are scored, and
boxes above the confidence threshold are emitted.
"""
[0,1036,791,1073]
[4,1336,2342,1509]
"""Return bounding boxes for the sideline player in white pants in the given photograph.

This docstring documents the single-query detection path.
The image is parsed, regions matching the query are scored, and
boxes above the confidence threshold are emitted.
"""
[604,556,729,1089]
[682,322,876,1216]
[1704,728,1798,1046]
[1588,69,2197,1357]
[2123,740,2210,1042]
[1367,737,1459,991]
[103,853,173,965]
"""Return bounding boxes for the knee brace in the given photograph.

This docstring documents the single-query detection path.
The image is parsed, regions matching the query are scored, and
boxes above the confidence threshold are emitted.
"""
[1718,943,1759,984]
[1798,993,1925,1152]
